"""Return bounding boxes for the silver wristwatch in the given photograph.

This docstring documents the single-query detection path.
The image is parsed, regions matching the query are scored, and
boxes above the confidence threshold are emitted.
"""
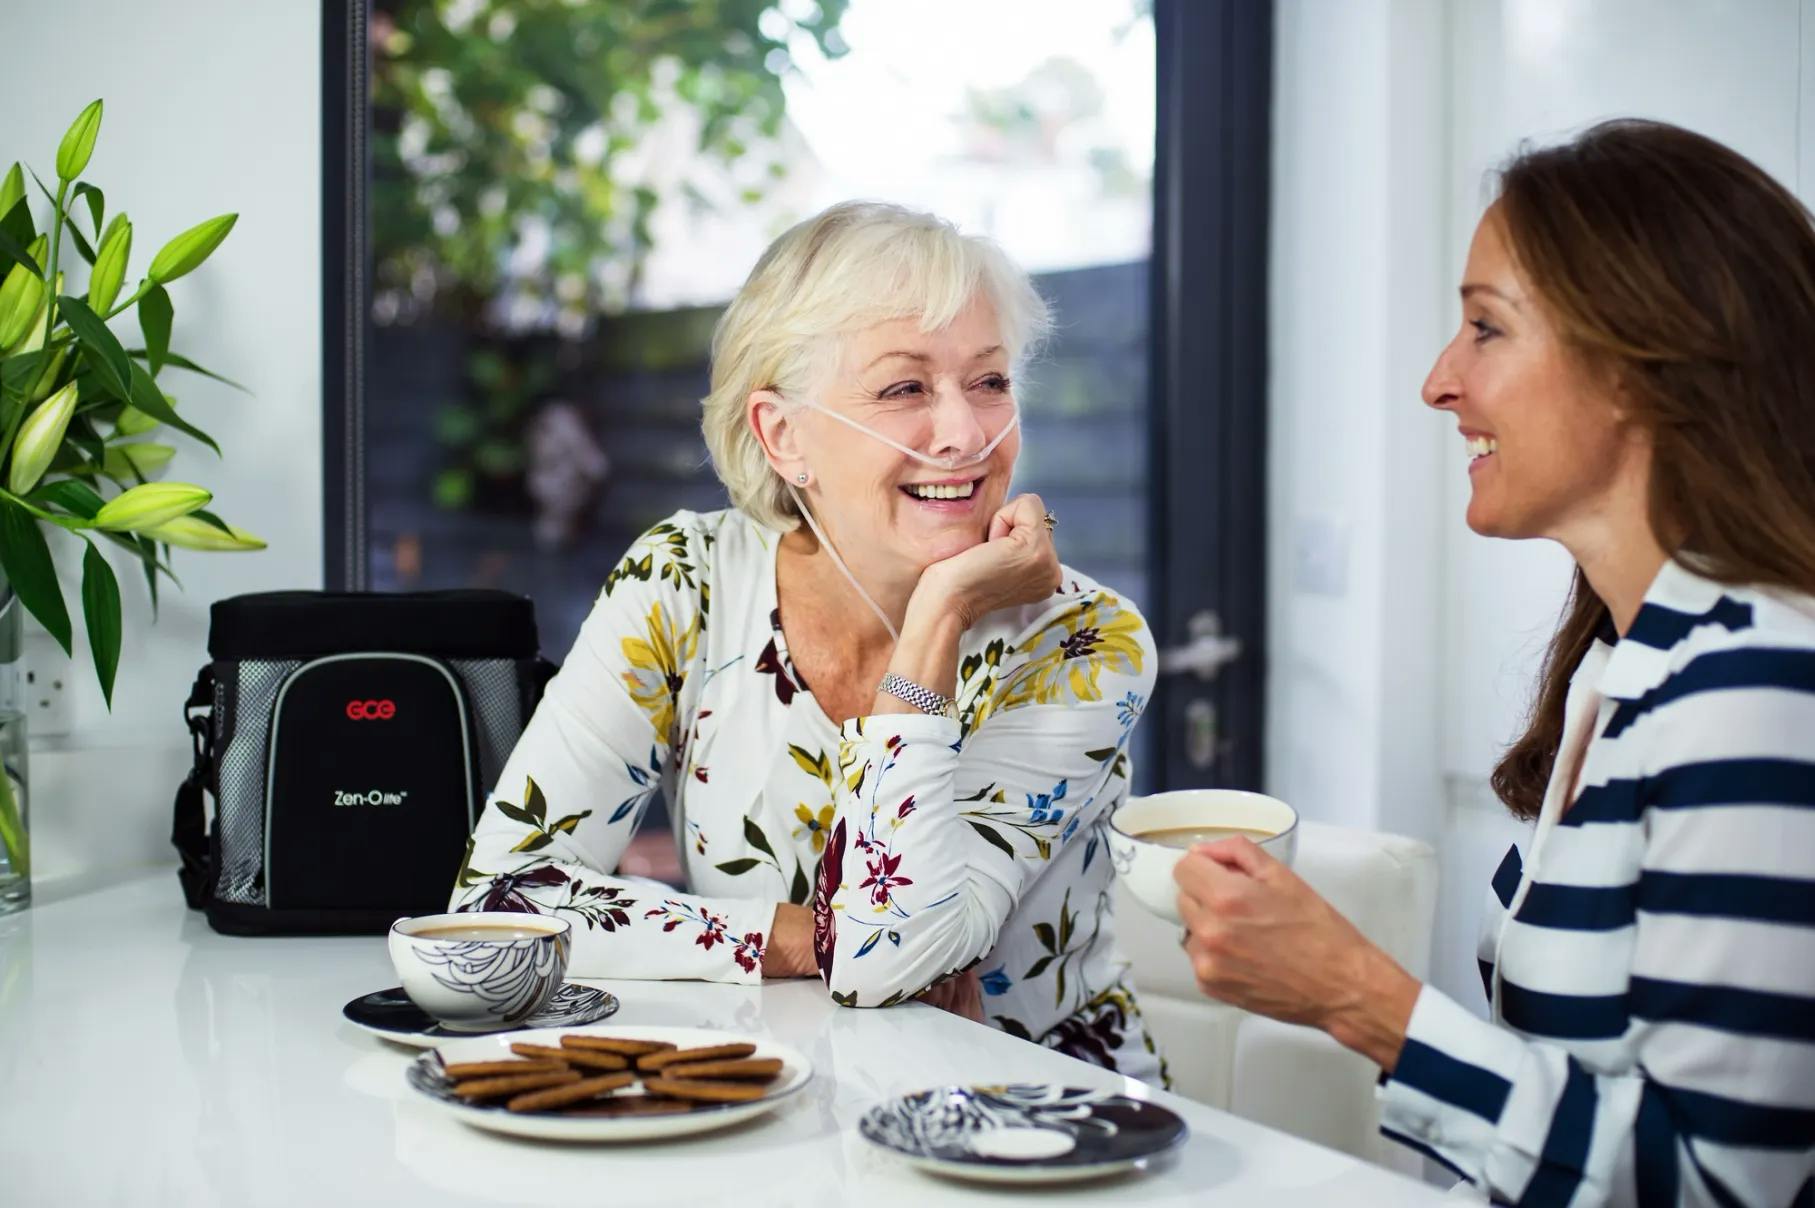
[878,672,957,719]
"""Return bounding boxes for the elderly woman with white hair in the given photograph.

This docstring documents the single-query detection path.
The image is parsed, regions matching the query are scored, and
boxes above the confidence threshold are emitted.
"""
[451,201,1163,1081]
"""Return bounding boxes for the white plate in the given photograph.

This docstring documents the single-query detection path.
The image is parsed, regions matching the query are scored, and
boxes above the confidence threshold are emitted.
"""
[858,1084,1187,1185]
[405,1024,812,1142]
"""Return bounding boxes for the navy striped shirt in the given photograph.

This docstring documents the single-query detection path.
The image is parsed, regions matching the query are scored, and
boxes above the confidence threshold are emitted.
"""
[1377,560,1815,1206]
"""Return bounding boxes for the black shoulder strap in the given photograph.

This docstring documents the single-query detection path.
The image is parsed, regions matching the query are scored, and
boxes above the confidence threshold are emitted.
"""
[172,666,215,910]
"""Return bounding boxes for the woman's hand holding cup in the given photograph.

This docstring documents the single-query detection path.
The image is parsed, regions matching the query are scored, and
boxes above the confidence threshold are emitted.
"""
[1173,839,1422,1071]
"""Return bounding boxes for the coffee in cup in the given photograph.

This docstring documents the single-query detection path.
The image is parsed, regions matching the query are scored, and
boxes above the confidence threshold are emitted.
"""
[1128,824,1280,849]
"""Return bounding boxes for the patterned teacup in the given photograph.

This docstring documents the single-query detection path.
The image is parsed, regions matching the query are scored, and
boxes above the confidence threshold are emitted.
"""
[387,911,572,1032]
[1107,789,1299,922]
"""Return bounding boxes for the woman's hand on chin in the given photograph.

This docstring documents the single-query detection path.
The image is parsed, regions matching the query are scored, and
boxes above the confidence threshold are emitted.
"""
[911,492,1062,630]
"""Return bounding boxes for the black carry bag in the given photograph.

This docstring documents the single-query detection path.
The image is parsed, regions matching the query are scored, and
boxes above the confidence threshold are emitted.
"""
[171,590,556,935]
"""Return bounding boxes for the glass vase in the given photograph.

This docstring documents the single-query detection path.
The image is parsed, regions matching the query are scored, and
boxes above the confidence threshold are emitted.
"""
[0,589,27,914]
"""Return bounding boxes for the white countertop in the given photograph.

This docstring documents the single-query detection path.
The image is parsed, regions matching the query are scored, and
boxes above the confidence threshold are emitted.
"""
[0,872,1446,1206]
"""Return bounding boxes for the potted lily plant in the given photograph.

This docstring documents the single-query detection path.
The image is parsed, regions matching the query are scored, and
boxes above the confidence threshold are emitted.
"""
[0,99,264,910]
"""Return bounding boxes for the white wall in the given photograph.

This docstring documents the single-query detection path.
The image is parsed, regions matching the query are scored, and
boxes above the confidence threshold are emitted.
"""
[1265,0,1449,851]
[1268,0,1813,1011]
[1439,0,1804,777]
[1,0,322,882]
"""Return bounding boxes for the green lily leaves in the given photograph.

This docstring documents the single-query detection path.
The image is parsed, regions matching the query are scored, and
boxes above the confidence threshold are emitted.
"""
[0,98,261,709]
[80,540,120,707]
[0,498,70,655]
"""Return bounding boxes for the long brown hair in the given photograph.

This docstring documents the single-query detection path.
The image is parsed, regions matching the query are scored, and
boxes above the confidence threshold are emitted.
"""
[1488,119,1815,818]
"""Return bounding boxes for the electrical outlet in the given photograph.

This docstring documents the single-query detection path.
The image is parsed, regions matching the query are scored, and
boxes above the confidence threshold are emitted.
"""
[20,645,73,738]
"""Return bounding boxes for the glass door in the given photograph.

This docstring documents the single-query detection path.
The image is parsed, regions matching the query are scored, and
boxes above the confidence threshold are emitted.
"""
[325,0,1268,796]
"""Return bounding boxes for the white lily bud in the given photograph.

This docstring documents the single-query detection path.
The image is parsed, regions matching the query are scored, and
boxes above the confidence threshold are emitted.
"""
[93,482,211,532]
[7,382,79,495]
[143,513,266,552]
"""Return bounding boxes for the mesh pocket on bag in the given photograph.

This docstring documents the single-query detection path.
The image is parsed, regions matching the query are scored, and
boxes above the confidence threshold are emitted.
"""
[446,658,528,804]
[212,658,299,905]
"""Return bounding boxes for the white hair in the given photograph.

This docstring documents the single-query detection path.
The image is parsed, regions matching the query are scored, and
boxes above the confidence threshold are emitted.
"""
[701,200,1052,531]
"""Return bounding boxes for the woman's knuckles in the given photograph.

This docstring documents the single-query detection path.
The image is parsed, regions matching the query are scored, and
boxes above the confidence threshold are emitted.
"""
[1202,883,1251,917]
[1189,922,1234,955]
[1190,949,1219,986]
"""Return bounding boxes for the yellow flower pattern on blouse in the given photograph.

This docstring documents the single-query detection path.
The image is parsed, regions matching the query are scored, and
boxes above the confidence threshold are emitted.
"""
[992,595,1147,713]
[794,802,836,853]
[620,601,699,745]
[787,744,838,853]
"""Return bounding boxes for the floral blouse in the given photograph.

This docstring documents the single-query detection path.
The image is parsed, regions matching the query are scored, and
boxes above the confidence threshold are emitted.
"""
[450,508,1165,1083]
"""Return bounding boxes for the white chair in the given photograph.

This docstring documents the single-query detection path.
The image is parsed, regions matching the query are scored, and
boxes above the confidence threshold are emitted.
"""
[1114,819,1439,1176]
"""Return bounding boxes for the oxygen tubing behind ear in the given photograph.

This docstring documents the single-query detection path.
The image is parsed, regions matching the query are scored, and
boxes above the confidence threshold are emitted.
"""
[787,483,900,642]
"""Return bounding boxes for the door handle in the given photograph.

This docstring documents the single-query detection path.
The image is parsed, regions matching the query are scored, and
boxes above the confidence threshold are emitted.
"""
[1156,610,1242,681]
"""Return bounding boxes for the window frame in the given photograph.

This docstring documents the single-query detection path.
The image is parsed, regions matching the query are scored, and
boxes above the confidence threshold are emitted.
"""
[321,0,1273,789]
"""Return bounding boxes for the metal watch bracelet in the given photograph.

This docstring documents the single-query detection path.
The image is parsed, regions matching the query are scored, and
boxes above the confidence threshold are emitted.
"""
[878,672,957,719]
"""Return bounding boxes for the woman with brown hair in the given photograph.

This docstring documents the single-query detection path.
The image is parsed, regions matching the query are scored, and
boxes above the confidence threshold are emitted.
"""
[1172,120,1815,1205]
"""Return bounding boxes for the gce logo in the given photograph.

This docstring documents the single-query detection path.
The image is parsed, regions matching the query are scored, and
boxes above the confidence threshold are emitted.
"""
[345,699,397,721]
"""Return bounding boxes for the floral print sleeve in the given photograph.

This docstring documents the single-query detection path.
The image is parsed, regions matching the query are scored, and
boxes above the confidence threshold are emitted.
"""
[449,518,772,984]
[813,591,1158,1010]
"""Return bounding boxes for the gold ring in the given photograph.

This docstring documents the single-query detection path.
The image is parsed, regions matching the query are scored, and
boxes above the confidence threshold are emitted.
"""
[1042,510,1057,531]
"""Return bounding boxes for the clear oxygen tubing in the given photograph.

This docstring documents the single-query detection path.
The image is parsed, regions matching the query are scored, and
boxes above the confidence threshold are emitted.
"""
[796,397,1019,470]
[787,480,901,641]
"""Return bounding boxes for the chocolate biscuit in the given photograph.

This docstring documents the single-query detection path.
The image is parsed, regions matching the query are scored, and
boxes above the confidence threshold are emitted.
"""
[560,1035,677,1058]
[636,1043,757,1071]
[452,1069,581,1100]
[506,1072,636,1113]
[641,1076,769,1103]
[507,1042,627,1071]
[660,1058,782,1082]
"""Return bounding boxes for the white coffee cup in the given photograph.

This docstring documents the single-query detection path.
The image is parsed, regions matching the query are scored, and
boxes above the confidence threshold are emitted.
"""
[387,911,572,1032]
[1106,789,1299,922]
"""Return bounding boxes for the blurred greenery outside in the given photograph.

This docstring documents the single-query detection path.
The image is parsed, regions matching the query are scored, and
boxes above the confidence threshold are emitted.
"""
[365,0,1153,653]
[371,0,853,508]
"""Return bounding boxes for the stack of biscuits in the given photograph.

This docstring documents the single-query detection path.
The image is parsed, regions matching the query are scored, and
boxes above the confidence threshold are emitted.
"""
[439,1035,785,1116]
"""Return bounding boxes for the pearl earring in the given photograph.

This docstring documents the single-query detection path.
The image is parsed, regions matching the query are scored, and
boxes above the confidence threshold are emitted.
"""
[796,472,808,484]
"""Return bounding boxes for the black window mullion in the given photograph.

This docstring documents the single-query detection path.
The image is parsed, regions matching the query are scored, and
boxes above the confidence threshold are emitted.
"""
[1148,0,1272,790]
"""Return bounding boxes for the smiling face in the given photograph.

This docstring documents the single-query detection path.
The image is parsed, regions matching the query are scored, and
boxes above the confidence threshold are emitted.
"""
[783,296,1021,571]
[1422,208,1650,543]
